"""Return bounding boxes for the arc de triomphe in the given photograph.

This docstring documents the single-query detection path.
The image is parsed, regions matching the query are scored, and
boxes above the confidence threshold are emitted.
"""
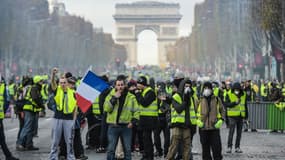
[113,1,182,67]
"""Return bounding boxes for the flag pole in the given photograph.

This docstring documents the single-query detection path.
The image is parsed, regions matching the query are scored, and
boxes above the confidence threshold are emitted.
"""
[79,66,93,82]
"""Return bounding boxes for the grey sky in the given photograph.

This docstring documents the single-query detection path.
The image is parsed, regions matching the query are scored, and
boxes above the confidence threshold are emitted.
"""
[55,0,204,65]
[57,0,204,36]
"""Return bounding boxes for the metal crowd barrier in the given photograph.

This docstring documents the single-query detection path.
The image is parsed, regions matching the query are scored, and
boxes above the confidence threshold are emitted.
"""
[247,102,285,130]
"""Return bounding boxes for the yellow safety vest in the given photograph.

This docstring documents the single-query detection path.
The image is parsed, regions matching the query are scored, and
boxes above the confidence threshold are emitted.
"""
[139,87,158,117]
[41,83,49,101]
[223,89,231,102]
[158,100,163,114]
[8,83,15,96]
[0,84,5,119]
[105,92,139,124]
[282,88,285,97]
[171,93,185,124]
[227,92,246,117]
[92,97,100,115]
[213,87,219,97]
[189,97,197,125]
[275,102,285,110]
[171,93,196,124]
[23,85,39,112]
[54,87,77,114]
[165,86,173,95]
[260,84,267,97]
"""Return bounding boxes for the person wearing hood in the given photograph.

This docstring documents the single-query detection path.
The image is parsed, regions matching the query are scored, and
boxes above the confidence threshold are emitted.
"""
[154,81,171,158]
[128,79,144,153]
[135,76,157,160]
[224,82,248,154]
[166,79,196,160]
[196,81,226,160]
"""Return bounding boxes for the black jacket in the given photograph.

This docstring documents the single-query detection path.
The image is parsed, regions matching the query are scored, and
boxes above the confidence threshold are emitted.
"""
[170,80,192,128]
[135,87,158,129]
[224,90,248,119]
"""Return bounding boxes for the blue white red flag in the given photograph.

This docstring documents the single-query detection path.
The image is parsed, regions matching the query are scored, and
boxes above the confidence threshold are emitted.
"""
[75,70,109,113]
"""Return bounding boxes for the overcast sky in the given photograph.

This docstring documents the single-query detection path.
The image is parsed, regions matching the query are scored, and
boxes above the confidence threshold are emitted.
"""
[54,0,205,65]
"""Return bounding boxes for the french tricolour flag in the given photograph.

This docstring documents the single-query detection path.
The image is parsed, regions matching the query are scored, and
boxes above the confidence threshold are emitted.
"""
[75,70,109,113]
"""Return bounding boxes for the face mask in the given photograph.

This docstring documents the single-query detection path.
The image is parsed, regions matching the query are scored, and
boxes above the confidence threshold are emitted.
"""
[203,89,212,97]
[184,87,191,94]
[234,90,240,95]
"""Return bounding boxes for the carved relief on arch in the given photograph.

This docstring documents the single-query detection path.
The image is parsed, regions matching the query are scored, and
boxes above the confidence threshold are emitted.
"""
[135,25,160,37]
[162,27,177,35]
[118,27,134,35]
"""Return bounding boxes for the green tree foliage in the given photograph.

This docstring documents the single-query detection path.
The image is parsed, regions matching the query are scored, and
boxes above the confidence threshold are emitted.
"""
[260,0,282,31]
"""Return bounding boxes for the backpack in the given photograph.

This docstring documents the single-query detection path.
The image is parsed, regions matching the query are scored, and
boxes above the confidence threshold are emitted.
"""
[14,86,30,114]
[47,93,56,112]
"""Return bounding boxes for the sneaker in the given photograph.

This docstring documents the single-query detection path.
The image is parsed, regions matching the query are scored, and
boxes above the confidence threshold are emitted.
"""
[16,144,26,151]
[39,112,46,117]
[226,147,232,153]
[154,151,163,157]
[26,146,39,151]
[235,147,243,153]
[6,156,19,160]
[77,154,88,160]
[100,147,106,153]
[134,144,140,152]
[58,156,66,160]
[86,145,95,150]
[174,155,182,160]
[95,147,106,153]
[270,130,278,133]
[95,148,101,153]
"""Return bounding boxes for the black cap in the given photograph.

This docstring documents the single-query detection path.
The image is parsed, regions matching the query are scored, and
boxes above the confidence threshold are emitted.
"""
[173,78,183,88]
[232,82,241,90]
[67,76,77,84]
[65,72,73,78]
[127,79,137,88]
[203,81,213,90]
[185,79,192,85]
[137,76,147,86]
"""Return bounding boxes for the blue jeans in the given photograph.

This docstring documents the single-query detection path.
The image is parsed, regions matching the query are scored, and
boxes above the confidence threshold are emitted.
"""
[107,125,132,160]
[16,111,36,147]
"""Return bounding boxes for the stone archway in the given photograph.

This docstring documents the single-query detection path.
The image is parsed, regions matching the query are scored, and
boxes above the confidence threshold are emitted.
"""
[113,1,182,67]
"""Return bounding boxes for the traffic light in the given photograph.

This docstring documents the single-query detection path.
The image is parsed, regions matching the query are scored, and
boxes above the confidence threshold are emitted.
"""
[237,63,243,73]
[238,63,243,69]
[115,58,121,68]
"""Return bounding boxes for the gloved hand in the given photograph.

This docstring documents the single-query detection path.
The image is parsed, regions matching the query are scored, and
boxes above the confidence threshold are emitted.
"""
[80,119,87,128]
[243,119,249,126]
[274,102,284,111]
[214,119,223,129]
[197,119,204,128]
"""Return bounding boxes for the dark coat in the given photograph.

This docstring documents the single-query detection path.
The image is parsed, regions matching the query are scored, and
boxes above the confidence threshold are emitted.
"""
[135,87,158,129]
